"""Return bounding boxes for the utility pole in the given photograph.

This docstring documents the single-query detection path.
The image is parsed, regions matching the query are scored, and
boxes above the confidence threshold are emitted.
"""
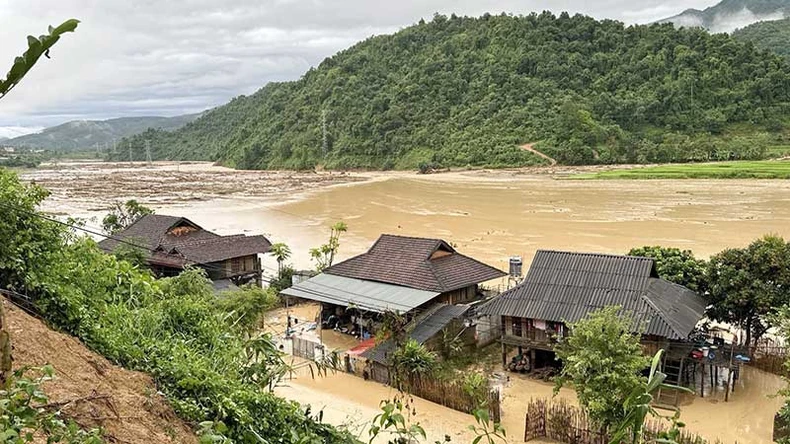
[129,141,133,164]
[321,108,328,157]
[145,140,152,164]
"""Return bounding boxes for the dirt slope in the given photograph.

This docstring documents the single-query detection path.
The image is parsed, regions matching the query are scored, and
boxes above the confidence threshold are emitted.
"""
[4,299,198,444]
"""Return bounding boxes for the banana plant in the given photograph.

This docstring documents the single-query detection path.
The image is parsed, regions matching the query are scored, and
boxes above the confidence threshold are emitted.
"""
[0,19,79,99]
[608,349,694,444]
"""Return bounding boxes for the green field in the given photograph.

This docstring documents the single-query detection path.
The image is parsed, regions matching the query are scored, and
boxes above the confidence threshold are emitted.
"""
[571,160,790,180]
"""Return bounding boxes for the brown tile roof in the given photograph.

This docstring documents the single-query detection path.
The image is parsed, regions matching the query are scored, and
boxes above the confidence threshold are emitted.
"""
[98,214,271,267]
[325,234,505,292]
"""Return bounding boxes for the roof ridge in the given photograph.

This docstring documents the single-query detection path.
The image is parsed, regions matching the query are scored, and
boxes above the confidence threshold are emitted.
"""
[536,249,655,261]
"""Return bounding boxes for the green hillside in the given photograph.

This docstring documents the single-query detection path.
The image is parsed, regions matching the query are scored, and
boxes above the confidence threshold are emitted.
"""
[733,17,790,58]
[5,114,201,151]
[116,13,790,170]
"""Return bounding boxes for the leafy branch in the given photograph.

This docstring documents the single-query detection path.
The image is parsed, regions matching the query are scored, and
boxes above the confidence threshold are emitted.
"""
[0,19,79,99]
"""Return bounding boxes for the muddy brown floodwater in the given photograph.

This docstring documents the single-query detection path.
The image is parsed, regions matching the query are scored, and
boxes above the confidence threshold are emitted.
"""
[22,161,790,443]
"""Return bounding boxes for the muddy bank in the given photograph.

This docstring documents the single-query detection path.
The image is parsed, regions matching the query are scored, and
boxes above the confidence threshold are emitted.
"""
[5,299,197,443]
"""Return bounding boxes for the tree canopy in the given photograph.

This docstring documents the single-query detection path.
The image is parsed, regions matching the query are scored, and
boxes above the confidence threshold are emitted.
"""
[706,235,790,347]
[554,306,649,430]
[733,17,790,61]
[114,12,790,170]
[628,246,708,293]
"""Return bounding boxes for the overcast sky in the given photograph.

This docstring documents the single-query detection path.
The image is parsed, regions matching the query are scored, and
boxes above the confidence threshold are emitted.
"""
[0,0,719,133]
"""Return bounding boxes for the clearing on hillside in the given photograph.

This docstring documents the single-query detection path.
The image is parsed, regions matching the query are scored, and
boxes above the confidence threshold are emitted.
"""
[3,299,198,444]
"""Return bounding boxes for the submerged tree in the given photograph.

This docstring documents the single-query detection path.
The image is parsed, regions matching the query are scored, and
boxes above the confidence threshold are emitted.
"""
[101,199,154,235]
[707,235,790,347]
[554,306,649,430]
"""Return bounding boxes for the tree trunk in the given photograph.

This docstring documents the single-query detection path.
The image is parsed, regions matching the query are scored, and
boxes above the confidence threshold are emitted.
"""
[0,301,11,388]
[745,317,753,349]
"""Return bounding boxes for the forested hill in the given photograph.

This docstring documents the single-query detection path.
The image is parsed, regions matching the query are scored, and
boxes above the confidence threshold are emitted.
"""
[5,114,201,151]
[115,13,790,170]
[733,17,790,58]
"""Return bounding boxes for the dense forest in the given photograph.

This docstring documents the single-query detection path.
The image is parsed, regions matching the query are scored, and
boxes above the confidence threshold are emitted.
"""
[734,17,790,59]
[114,12,790,169]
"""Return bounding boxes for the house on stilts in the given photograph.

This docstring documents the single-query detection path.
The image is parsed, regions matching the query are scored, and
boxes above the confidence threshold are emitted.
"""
[280,234,506,381]
[479,249,746,404]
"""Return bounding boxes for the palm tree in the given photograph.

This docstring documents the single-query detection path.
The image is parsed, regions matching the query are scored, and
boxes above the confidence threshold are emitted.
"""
[269,243,292,276]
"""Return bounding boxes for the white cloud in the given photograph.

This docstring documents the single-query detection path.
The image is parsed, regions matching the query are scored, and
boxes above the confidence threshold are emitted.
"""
[0,126,44,139]
[0,0,718,127]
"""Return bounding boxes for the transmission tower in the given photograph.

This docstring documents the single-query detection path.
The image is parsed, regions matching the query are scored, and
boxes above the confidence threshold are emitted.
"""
[145,140,153,164]
[321,108,328,157]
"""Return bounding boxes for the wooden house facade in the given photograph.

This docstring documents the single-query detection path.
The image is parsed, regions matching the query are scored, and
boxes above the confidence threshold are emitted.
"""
[480,250,707,368]
[99,214,271,286]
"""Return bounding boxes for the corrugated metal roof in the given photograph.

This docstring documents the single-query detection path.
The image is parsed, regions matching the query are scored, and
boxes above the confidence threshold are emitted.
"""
[479,250,706,340]
[362,304,470,364]
[280,273,440,313]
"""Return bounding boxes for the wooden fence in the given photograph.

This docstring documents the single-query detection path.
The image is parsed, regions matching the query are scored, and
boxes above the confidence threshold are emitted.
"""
[365,362,501,420]
[291,336,324,361]
[524,399,709,444]
[749,345,788,376]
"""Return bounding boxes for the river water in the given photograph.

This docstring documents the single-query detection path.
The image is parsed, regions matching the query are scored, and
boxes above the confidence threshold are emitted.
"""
[23,161,790,443]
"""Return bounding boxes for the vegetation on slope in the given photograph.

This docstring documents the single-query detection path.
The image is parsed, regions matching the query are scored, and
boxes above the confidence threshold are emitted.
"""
[733,17,790,59]
[114,12,790,170]
[0,169,358,443]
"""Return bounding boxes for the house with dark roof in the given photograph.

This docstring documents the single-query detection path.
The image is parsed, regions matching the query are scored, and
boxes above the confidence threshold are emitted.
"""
[479,249,707,370]
[282,234,506,315]
[98,214,271,286]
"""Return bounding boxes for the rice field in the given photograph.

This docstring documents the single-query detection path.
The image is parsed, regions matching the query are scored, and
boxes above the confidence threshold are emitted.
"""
[571,160,790,180]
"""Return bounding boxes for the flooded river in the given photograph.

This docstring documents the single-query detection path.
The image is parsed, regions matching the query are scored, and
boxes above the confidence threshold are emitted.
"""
[22,161,790,443]
[27,162,790,277]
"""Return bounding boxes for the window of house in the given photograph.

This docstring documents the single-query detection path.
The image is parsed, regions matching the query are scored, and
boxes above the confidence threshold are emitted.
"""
[512,318,522,337]
[231,258,241,274]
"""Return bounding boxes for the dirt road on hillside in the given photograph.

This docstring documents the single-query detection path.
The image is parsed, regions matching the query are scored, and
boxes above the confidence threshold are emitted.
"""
[520,143,557,165]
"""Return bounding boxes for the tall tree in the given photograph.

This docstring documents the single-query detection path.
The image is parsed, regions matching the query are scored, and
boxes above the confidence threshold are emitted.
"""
[707,235,790,347]
[554,306,649,430]
[101,199,153,235]
[628,246,708,293]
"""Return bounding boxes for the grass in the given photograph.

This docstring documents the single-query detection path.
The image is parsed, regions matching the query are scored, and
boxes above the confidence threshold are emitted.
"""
[571,160,790,180]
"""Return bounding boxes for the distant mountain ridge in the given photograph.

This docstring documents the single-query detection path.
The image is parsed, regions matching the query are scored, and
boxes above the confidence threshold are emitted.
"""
[660,0,789,33]
[2,114,201,151]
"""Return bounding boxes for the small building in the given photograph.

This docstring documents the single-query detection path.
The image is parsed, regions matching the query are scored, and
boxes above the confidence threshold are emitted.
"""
[479,250,707,370]
[281,234,506,337]
[98,214,270,286]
